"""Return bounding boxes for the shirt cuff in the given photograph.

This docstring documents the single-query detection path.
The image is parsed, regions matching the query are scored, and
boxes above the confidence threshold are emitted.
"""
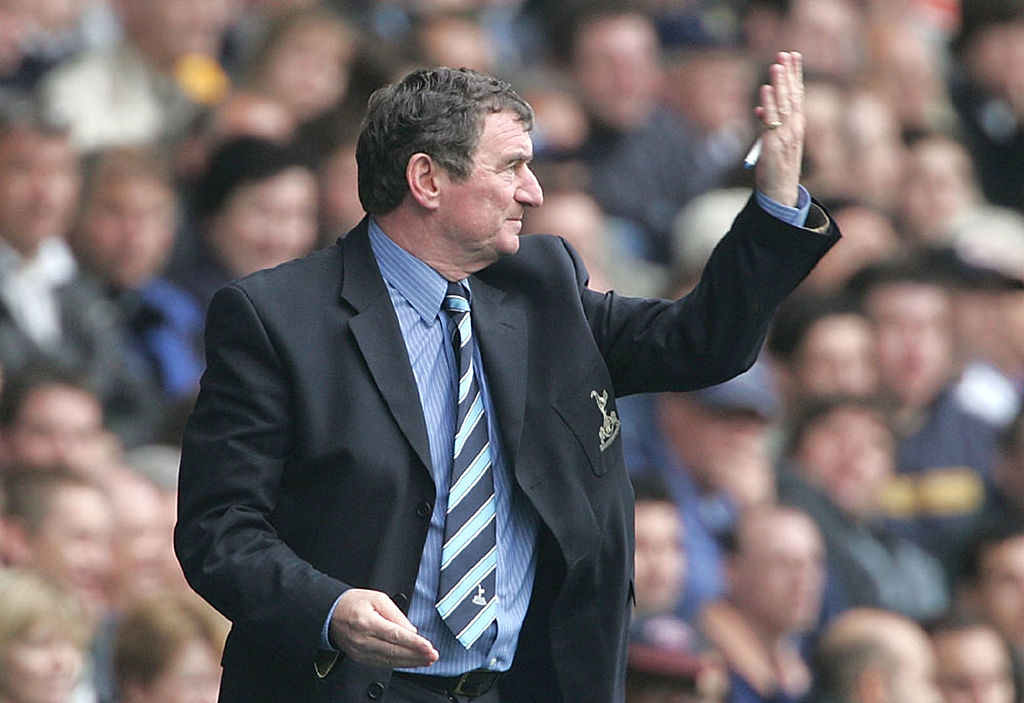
[755,185,811,228]
[321,594,343,651]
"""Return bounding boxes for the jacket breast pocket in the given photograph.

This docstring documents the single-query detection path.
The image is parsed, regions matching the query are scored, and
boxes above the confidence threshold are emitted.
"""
[551,374,623,477]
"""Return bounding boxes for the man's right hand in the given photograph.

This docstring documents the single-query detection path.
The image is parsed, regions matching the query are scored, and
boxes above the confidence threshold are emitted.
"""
[329,589,440,669]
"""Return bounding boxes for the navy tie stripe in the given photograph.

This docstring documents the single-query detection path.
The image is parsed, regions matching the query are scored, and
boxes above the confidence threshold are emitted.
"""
[437,281,498,648]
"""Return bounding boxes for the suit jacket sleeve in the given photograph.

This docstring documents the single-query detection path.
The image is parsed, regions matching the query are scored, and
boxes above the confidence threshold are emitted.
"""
[174,282,347,661]
[582,195,839,395]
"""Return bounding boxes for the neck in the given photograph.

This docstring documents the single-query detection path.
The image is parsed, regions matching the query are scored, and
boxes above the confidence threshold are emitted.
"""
[374,210,468,282]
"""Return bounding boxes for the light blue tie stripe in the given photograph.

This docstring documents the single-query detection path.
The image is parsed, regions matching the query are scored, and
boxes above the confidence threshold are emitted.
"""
[453,397,486,457]
[441,495,496,568]
[437,547,498,617]
[448,446,490,510]
[458,597,499,646]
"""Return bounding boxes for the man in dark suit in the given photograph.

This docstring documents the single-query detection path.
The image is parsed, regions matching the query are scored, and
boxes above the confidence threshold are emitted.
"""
[175,56,839,702]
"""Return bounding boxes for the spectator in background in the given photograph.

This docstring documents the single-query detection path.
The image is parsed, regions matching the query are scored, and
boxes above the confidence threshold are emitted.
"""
[38,0,236,151]
[413,10,498,77]
[0,365,121,480]
[700,505,826,703]
[0,108,161,447]
[847,259,999,563]
[113,593,227,703]
[898,132,984,246]
[644,363,780,620]
[242,7,358,129]
[741,0,865,82]
[170,136,319,309]
[0,568,89,703]
[959,524,1024,683]
[108,469,181,609]
[71,146,205,407]
[841,87,907,216]
[940,208,1024,431]
[523,182,662,297]
[562,3,711,263]
[661,22,759,193]
[863,17,957,136]
[811,607,941,703]
[766,294,879,411]
[778,395,949,622]
[631,472,689,628]
[1,469,114,627]
[929,614,1017,703]
[949,0,1024,214]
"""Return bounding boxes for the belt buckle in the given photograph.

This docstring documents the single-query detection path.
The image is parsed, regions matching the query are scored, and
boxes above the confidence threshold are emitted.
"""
[451,669,497,697]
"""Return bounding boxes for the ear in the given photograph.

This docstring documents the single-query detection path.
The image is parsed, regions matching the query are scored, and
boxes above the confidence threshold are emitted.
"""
[406,152,443,210]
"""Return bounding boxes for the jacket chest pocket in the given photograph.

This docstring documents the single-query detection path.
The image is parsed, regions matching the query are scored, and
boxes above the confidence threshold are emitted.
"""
[552,374,623,477]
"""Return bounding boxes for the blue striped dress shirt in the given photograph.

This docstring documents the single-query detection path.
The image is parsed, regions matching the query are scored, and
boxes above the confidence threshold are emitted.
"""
[367,220,539,675]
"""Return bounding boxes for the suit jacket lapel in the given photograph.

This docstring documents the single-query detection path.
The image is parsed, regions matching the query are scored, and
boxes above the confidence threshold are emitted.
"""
[339,220,433,474]
[469,275,527,472]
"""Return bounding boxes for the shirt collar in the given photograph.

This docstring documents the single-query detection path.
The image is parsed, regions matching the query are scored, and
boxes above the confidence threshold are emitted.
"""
[368,218,468,322]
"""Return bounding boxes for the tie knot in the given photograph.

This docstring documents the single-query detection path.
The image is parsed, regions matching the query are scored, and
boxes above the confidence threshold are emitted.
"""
[443,281,470,314]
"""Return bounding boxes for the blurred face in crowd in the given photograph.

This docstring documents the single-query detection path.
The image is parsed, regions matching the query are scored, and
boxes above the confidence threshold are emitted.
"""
[123,638,221,703]
[783,0,863,81]
[900,137,980,245]
[792,404,894,520]
[728,508,825,639]
[977,535,1024,647]
[2,384,110,476]
[788,313,878,399]
[75,174,176,291]
[633,499,686,616]
[117,0,233,70]
[110,473,180,606]
[13,483,115,623]
[0,622,82,703]
[867,282,955,412]
[207,166,318,278]
[257,18,355,124]
[0,128,80,259]
[524,190,612,293]
[572,13,663,131]
[933,625,1016,703]
[659,396,774,509]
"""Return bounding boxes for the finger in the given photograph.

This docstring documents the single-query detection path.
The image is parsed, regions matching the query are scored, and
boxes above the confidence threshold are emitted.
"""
[790,51,804,111]
[772,60,791,119]
[756,84,780,128]
[378,626,439,667]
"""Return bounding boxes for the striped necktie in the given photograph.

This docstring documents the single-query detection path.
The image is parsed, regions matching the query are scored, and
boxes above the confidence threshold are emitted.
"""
[436,281,498,648]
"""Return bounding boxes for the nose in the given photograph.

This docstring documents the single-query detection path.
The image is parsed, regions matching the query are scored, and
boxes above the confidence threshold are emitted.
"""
[516,166,544,208]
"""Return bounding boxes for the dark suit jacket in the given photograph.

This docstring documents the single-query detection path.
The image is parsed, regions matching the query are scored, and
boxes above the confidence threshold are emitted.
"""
[175,196,839,702]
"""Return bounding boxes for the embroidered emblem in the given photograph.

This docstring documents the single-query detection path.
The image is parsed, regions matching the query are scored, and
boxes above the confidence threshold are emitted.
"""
[472,585,487,606]
[590,389,621,452]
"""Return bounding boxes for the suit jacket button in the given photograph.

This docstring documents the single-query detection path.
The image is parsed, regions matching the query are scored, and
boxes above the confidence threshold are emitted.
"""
[415,501,432,518]
[392,592,409,610]
[367,682,385,699]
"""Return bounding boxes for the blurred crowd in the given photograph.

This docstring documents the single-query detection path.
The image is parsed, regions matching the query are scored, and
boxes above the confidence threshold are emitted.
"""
[0,0,1022,701]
